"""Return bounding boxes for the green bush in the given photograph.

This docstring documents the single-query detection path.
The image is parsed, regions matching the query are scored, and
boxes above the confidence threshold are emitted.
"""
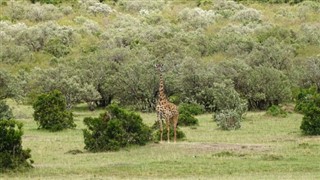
[178,112,198,126]
[33,90,75,132]
[179,103,205,115]
[83,104,152,152]
[152,121,186,142]
[0,100,13,120]
[266,105,287,117]
[0,119,33,171]
[300,92,320,135]
[294,86,318,113]
[214,110,242,130]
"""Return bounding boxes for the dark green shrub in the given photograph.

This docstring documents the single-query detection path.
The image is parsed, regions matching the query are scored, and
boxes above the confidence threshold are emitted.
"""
[33,90,75,132]
[178,112,199,126]
[214,110,242,130]
[179,103,205,115]
[152,121,186,142]
[300,92,320,135]
[0,100,13,120]
[30,0,61,4]
[83,104,152,152]
[294,86,318,113]
[266,105,287,117]
[30,0,77,4]
[0,119,33,171]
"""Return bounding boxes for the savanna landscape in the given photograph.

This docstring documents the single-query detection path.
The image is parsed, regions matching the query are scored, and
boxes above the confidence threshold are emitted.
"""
[0,0,320,179]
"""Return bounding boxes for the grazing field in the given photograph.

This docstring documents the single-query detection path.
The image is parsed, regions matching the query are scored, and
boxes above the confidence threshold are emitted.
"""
[2,103,320,179]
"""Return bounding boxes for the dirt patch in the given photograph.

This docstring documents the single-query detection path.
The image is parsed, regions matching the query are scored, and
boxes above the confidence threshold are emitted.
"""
[177,142,271,153]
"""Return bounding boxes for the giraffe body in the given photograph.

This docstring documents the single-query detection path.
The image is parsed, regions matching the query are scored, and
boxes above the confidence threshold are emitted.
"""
[155,64,179,143]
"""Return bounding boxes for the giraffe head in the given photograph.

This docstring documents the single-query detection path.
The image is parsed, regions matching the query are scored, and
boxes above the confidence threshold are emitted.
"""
[155,63,164,73]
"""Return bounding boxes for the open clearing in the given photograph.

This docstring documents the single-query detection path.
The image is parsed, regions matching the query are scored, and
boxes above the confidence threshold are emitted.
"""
[2,103,320,179]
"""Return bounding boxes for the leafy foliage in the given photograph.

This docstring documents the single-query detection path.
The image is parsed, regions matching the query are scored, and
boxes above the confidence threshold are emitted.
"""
[299,90,320,135]
[266,105,288,117]
[179,103,205,115]
[238,66,292,110]
[177,103,203,126]
[178,113,199,126]
[0,100,13,120]
[294,86,318,113]
[83,104,152,152]
[214,109,242,130]
[211,81,247,130]
[33,90,75,131]
[0,119,33,171]
[1,0,320,112]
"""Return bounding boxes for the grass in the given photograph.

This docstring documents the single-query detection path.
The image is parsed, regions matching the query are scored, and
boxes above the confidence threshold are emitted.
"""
[1,103,320,179]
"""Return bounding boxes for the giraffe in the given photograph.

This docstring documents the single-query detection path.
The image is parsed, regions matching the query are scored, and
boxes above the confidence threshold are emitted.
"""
[155,64,179,143]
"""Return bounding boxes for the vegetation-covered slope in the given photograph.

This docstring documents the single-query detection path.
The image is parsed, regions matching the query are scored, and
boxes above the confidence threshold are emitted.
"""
[0,0,319,111]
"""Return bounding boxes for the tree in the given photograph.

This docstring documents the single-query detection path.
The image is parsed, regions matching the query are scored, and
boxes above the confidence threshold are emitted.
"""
[301,56,320,91]
[246,37,295,71]
[32,64,101,109]
[211,81,247,130]
[0,70,16,100]
[238,66,292,110]
[33,90,75,131]
[114,59,158,112]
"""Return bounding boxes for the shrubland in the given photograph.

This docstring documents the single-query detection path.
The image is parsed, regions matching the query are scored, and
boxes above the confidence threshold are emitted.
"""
[0,0,319,176]
[0,0,319,112]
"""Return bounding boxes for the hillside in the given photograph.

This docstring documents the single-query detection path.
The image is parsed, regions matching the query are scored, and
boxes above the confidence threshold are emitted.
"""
[0,0,320,110]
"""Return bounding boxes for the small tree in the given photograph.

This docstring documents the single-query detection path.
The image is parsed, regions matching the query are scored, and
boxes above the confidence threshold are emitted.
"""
[33,90,75,131]
[83,104,152,152]
[212,82,247,130]
[299,90,320,135]
[0,119,33,171]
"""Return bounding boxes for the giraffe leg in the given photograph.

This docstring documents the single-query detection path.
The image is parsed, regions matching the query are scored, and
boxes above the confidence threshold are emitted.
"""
[159,118,163,143]
[173,115,178,143]
[166,119,170,143]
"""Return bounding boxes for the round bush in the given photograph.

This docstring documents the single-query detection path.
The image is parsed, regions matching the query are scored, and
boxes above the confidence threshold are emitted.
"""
[178,112,199,126]
[0,100,13,120]
[214,110,242,130]
[83,104,152,152]
[179,103,205,115]
[266,105,287,117]
[33,90,75,132]
[0,119,33,171]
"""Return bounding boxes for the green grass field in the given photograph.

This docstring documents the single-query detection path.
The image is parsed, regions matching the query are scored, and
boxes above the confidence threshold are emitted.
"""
[2,102,320,179]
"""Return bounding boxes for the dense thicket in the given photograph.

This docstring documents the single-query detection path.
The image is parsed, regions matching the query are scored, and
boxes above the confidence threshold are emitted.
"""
[0,0,319,111]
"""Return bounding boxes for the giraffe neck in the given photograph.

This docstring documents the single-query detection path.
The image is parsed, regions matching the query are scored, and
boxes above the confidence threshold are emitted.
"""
[158,71,167,103]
